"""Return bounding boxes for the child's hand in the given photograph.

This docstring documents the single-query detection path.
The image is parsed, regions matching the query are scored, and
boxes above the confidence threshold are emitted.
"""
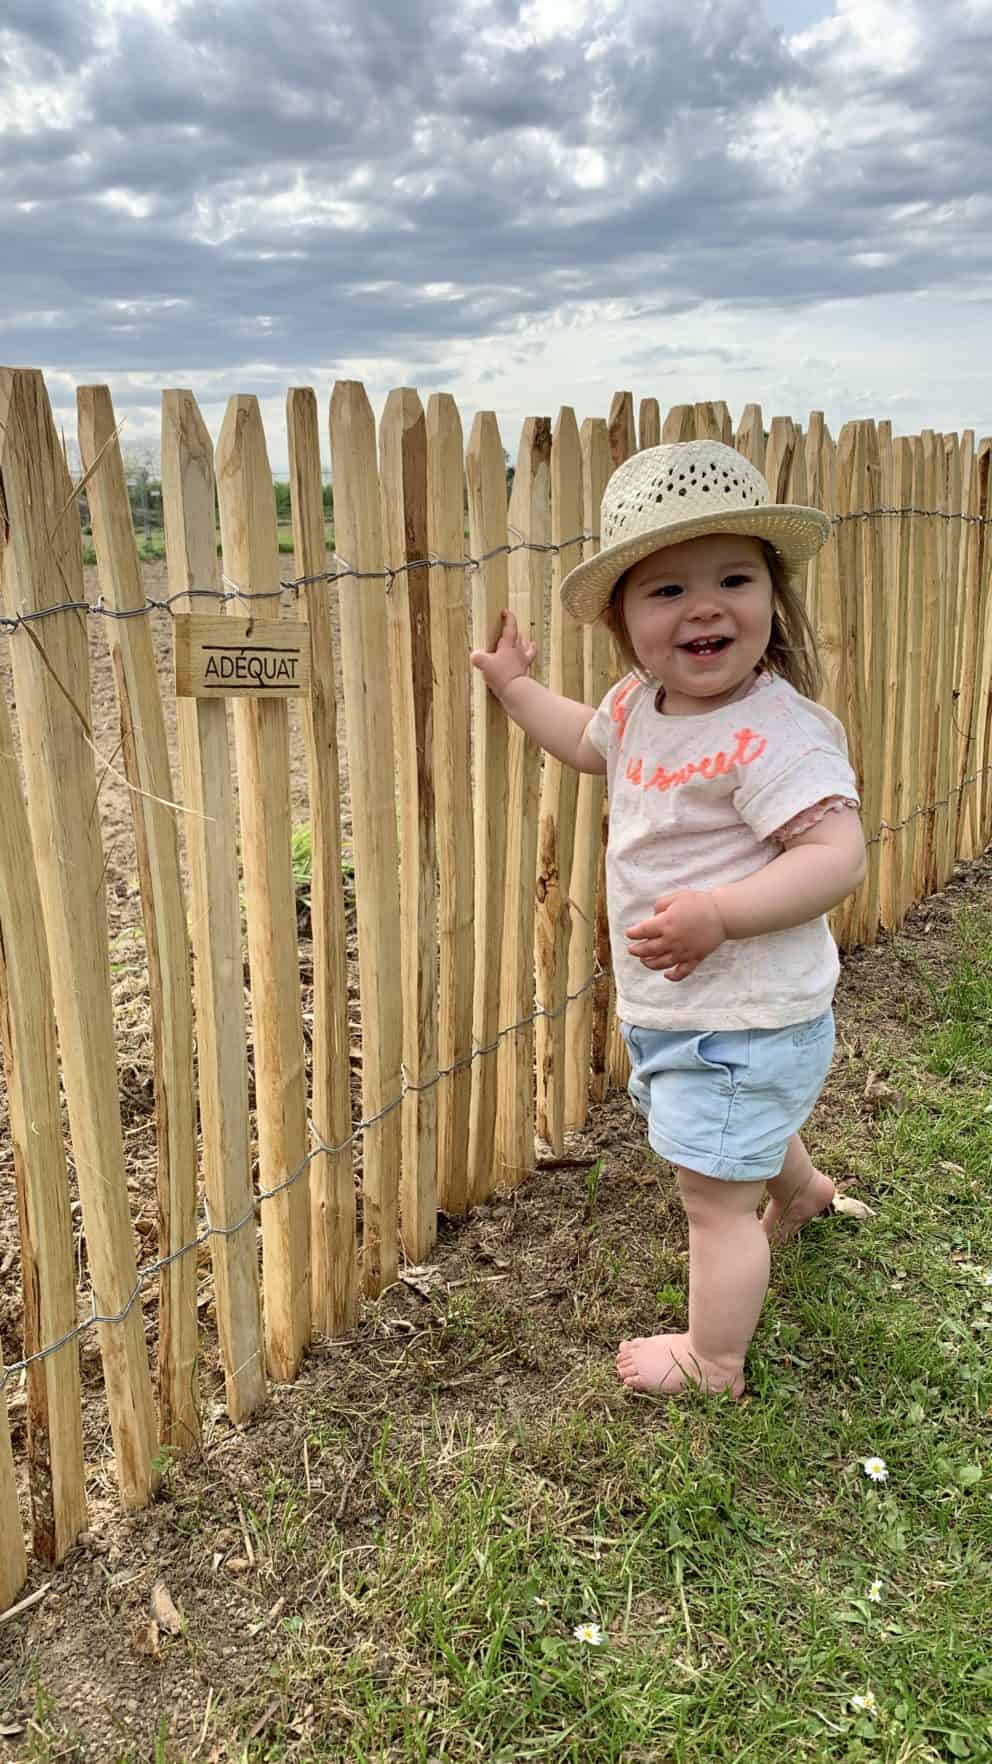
[626,891,727,982]
[470,609,537,700]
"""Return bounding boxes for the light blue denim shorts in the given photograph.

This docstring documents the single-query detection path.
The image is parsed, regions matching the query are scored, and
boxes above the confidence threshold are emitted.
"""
[620,1011,835,1182]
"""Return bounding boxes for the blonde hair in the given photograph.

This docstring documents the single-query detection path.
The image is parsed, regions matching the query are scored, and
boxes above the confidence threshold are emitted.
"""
[602,539,821,700]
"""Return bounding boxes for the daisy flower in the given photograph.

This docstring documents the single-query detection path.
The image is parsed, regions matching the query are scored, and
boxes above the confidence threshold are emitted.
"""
[867,1578,883,1603]
[862,1456,888,1483]
[851,1691,878,1715]
[573,1621,605,1646]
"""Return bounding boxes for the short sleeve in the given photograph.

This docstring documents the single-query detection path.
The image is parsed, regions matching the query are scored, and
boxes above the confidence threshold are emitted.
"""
[772,794,861,845]
[733,710,860,843]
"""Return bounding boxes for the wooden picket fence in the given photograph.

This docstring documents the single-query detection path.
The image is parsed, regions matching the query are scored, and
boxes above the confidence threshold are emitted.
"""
[1,368,991,1615]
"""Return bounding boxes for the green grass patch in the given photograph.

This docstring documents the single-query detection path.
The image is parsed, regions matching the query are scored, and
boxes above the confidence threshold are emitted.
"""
[190,908,992,1763]
[14,905,992,1764]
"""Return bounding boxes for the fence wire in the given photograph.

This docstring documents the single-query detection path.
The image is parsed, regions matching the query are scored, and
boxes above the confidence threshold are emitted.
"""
[0,959,609,1395]
[2,508,992,1397]
[3,756,991,1397]
[1,506,990,635]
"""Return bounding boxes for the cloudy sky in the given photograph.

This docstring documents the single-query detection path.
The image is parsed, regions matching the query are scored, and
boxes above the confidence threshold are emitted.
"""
[2,0,991,472]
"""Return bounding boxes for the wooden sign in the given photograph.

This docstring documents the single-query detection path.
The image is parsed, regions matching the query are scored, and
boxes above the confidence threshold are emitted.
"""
[174,615,310,698]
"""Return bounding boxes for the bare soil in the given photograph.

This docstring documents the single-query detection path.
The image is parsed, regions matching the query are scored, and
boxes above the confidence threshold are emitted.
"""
[1,557,990,1760]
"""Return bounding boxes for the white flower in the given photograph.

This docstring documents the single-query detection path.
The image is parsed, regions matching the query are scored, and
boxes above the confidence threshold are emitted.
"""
[851,1691,878,1715]
[980,1269,992,1288]
[862,1456,888,1483]
[867,1578,883,1603]
[533,1597,549,1609]
[573,1621,605,1646]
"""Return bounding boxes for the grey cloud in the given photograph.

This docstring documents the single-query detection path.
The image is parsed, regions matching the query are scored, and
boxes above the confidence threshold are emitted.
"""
[1,0,99,64]
[2,0,991,394]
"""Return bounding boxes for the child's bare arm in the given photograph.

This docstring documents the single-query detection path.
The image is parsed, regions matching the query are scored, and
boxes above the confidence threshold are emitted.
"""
[471,610,606,774]
[710,808,866,939]
[627,809,865,981]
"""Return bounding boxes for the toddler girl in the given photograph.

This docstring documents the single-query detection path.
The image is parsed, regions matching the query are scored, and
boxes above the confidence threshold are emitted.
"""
[471,440,865,1399]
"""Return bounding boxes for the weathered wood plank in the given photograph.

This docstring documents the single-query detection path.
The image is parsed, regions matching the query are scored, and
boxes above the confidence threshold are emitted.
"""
[216,397,311,1372]
[286,388,357,1334]
[465,411,510,1203]
[0,678,87,1562]
[425,394,474,1214]
[0,1343,26,1613]
[379,389,438,1254]
[328,383,403,1284]
[535,408,583,1152]
[496,418,551,1189]
[565,416,611,1131]
[78,384,200,1452]
[0,367,158,1508]
[161,389,267,1423]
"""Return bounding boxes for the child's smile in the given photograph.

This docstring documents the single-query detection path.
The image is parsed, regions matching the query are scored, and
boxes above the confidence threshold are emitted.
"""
[621,533,774,716]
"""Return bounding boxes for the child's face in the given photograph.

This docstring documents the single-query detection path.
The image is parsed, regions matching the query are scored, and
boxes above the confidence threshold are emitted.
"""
[620,533,773,715]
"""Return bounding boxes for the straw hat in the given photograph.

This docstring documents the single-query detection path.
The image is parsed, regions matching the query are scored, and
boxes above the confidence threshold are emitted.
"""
[560,441,832,624]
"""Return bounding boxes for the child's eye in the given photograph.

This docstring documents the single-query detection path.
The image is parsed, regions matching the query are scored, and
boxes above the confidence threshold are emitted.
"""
[650,583,683,599]
[722,574,751,588]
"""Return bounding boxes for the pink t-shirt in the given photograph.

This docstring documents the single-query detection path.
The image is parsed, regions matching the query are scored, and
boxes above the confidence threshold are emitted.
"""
[585,672,861,1031]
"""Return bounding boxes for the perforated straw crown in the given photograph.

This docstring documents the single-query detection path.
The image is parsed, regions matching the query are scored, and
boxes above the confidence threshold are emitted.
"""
[560,440,832,623]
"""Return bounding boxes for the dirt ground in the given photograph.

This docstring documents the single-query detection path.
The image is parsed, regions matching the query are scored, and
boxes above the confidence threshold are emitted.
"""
[1,557,991,1759]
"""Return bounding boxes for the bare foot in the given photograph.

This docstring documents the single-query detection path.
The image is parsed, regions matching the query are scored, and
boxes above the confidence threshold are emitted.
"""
[762,1167,835,1245]
[615,1332,746,1398]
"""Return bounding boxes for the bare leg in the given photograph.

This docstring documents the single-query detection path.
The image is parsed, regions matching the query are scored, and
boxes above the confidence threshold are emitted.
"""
[761,1134,835,1245]
[616,1169,768,1397]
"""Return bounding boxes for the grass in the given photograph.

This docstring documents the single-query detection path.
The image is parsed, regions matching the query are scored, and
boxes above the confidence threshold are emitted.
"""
[15,906,992,1763]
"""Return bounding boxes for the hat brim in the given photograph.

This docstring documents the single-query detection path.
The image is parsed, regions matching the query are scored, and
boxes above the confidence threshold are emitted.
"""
[561,504,833,624]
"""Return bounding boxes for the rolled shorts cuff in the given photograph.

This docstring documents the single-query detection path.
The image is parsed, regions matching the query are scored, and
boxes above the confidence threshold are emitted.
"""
[643,1123,789,1182]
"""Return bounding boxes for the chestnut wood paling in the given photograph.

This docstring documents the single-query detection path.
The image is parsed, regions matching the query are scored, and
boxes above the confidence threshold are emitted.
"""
[424,394,474,1214]
[605,392,637,1091]
[638,398,660,450]
[328,383,404,1282]
[379,389,439,1254]
[161,389,267,1423]
[764,416,796,506]
[806,421,850,948]
[495,418,551,1189]
[783,419,811,616]
[0,669,87,1567]
[466,411,511,1203]
[976,441,992,846]
[0,1339,26,1613]
[857,421,885,945]
[77,385,200,1452]
[692,401,724,444]
[913,433,942,901]
[937,434,964,885]
[898,438,927,922]
[833,423,881,946]
[216,397,310,1371]
[0,367,158,1508]
[959,442,992,858]
[565,416,611,1131]
[735,404,766,474]
[535,408,584,1153]
[662,405,696,444]
[609,391,636,466]
[952,433,979,861]
[285,388,357,1332]
[880,437,914,928]
[803,412,829,652]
